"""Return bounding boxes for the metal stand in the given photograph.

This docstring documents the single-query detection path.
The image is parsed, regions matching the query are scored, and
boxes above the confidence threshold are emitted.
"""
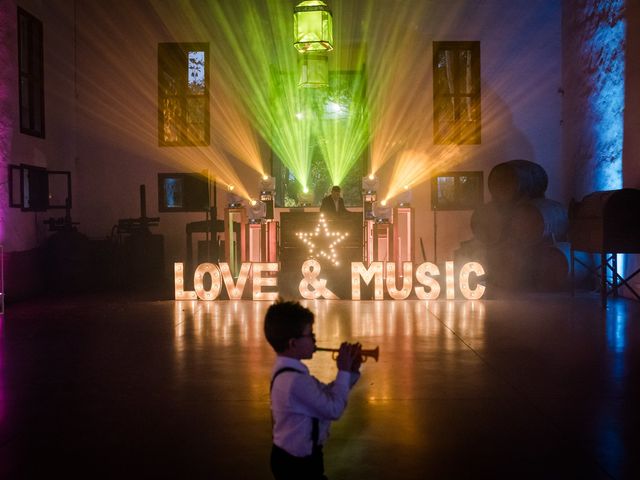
[186,217,224,272]
[363,219,375,264]
[571,250,640,307]
[392,206,414,266]
[246,220,279,263]
[225,207,247,277]
[433,208,438,264]
[373,222,393,262]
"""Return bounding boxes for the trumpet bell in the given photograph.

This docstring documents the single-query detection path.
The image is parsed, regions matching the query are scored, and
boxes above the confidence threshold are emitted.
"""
[366,346,379,362]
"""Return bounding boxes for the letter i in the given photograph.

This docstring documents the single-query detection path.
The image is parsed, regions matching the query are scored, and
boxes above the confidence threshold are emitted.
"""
[446,261,455,300]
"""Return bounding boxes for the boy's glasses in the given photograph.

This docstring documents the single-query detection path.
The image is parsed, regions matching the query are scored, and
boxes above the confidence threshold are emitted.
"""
[297,333,316,340]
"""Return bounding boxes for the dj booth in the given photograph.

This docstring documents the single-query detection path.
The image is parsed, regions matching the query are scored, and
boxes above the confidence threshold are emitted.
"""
[211,204,415,299]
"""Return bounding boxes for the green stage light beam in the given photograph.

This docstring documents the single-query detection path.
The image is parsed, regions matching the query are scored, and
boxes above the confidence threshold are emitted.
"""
[314,1,372,187]
[210,0,315,190]
[315,72,369,186]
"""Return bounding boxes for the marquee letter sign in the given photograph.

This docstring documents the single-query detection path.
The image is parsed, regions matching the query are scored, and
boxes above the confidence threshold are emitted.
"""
[174,260,485,301]
[299,260,339,299]
[351,262,384,300]
[415,262,441,300]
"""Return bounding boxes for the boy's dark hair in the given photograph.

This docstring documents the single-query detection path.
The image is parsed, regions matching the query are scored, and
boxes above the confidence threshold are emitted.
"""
[264,298,314,353]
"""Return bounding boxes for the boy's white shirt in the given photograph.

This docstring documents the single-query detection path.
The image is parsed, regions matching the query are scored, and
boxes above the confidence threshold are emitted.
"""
[270,355,360,457]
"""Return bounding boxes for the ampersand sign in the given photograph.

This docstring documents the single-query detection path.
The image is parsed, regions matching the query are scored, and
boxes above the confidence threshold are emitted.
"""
[299,260,339,299]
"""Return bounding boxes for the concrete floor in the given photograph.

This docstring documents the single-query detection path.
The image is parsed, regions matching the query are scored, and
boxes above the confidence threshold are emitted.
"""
[1,293,638,479]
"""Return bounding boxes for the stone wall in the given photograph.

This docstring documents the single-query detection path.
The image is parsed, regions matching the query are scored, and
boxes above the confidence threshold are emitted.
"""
[562,0,626,199]
[563,0,640,299]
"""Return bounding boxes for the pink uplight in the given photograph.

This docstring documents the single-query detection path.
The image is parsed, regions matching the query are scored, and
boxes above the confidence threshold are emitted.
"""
[0,5,17,245]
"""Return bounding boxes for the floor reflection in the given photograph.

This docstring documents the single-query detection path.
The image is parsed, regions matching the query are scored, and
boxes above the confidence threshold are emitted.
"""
[4,294,640,478]
[162,296,640,477]
[171,299,490,406]
[596,301,633,477]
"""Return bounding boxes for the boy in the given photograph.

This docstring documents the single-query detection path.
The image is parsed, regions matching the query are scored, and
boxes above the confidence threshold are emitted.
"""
[264,299,361,480]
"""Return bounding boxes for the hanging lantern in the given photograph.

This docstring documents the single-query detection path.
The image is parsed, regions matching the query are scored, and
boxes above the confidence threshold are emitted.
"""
[294,1,334,53]
[298,53,328,88]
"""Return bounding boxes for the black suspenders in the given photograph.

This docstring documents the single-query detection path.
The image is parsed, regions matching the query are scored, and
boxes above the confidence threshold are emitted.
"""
[270,367,320,448]
[270,367,302,391]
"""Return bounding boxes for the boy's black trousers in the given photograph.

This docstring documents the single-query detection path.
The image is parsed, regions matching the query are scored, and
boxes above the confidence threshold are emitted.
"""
[270,444,328,480]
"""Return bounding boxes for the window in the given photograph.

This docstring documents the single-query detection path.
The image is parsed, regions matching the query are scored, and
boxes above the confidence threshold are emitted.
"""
[431,171,483,211]
[157,173,209,212]
[9,164,71,212]
[18,8,45,138]
[433,41,480,144]
[158,43,209,146]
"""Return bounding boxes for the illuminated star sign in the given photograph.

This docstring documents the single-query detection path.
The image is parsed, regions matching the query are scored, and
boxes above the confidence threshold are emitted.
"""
[295,213,349,267]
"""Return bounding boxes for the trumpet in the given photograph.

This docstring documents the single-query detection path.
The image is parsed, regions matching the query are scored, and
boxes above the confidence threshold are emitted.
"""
[315,345,380,362]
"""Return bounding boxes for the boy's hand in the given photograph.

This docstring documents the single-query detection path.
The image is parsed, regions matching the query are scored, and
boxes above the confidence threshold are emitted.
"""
[350,343,363,373]
[336,342,363,372]
[336,342,353,371]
